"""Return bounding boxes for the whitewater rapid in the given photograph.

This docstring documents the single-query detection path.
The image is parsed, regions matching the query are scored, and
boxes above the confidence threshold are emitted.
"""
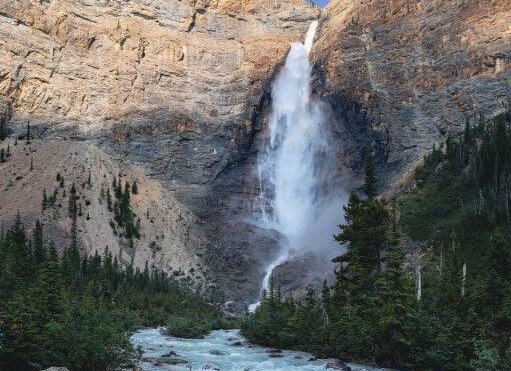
[132,328,389,371]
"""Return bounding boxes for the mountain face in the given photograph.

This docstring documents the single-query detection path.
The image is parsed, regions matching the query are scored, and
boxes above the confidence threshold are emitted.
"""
[312,0,511,192]
[0,0,509,308]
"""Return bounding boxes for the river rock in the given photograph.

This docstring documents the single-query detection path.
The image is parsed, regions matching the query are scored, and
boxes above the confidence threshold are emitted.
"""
[209,349,226,356]
[161,351,179,357]
[325,359,351,370]
[266,349,284,358]
[144,356,189,366]
[230,341,243,347]
[265,349,283,354]
[201,363,221,370]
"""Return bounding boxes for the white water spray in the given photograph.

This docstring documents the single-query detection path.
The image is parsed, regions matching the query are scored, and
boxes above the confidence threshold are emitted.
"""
[249,21,342,312]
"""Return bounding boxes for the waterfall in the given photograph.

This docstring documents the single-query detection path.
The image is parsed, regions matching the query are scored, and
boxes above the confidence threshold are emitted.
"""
[249,21,338,312]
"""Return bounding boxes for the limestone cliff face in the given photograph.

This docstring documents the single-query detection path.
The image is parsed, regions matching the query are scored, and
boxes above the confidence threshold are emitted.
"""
[1,0,317,128]
[311,0,511,191]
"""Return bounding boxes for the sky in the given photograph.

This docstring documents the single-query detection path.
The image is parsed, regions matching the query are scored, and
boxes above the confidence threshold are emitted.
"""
[312,0,330,7]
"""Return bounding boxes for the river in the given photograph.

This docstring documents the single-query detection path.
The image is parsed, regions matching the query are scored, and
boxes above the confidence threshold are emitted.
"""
[132,328,390,371]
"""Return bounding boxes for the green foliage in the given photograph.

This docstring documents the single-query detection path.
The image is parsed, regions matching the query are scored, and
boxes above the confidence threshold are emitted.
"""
[364,150,377,199]
[165,316,213,339]
[0,216,222,371]
[106,180,140,241]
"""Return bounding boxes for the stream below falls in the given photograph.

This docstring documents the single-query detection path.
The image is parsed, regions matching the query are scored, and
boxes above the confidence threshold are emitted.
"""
[132,328,391,371]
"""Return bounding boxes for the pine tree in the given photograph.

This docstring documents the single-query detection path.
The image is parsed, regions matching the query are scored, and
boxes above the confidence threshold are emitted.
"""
[59,175,65,189]
[6,143,10,157]
[68,183,77,218]
[364,150,377,199]
[47,240,58,262]
[132,181,138,195]
[124,182,131,202]
[0,148,5,163]
[375,243,416,366]
[33,220,45,263]
[107,188,112,212]
[30,156,33,172]
[0,111,5,141]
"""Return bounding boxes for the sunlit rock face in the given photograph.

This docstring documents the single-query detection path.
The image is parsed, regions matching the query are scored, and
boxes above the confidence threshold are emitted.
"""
[311,0,511,193]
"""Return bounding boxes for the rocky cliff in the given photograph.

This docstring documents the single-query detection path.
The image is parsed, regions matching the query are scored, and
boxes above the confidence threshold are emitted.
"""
[312,0,511,193]
[0,0,509,308]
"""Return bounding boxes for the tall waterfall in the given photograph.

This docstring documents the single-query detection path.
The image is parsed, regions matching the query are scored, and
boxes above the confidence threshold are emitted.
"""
[249,21,340,312]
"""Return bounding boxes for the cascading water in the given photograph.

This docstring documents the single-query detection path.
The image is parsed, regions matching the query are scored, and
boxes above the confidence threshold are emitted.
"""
[249,21,342,312]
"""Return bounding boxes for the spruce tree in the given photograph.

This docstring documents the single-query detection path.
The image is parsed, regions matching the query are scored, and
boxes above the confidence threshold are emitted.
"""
[68,183,77,218]
[0,148,4,163]
[375,243,416,366]
[0,112,4,141]
[364,150,377,199]
[132,181,138,195]
[107,188,112,212]
[47,240,58,262]
[33,221,45,263]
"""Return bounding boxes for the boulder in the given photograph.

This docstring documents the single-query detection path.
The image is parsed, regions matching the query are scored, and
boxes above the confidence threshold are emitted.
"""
[161,350,179,357]
[209,349,226,356]
[325,360,351,370]
[265,349,282,354]
[201,363,221,370]
[143,356,189,365]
